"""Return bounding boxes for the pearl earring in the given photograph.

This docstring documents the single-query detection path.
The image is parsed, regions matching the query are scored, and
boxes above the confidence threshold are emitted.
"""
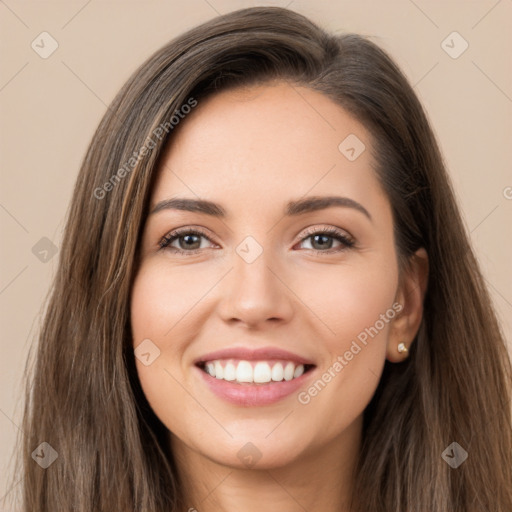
[397,342,408,354]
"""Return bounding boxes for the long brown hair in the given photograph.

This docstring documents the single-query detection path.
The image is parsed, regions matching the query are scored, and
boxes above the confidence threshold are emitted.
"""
[10,6,511,511]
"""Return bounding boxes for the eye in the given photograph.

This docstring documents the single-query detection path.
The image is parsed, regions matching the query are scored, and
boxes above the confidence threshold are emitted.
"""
[295,226,355,254]
[159,227,216,255]
[159,225,355,256]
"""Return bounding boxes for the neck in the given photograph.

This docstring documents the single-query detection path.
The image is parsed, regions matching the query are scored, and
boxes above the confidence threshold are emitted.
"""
[170,415,362,512]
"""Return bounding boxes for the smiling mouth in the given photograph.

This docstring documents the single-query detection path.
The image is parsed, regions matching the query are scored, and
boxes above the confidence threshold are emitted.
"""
[197,359,316,385]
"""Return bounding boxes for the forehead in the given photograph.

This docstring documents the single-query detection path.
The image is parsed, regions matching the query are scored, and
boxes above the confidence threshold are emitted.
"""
[150,82,386,217]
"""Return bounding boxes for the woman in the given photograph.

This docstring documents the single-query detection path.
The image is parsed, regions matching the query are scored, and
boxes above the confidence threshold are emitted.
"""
[14,6,512,511]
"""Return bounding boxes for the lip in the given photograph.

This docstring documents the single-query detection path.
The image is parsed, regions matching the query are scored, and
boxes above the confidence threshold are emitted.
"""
[194,346,315,366]
[193,346,316,407]
[195,364,315,407]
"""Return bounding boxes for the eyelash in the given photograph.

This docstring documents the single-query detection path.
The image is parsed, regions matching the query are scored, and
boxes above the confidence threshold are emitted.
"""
[159,225,355,256]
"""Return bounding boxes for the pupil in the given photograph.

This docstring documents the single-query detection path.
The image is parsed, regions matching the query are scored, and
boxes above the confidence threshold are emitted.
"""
[313,234,332,250]
[182,234,199,249]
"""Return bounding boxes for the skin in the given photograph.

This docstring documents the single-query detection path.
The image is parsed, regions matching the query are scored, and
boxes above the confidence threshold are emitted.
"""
[130,81,428,512]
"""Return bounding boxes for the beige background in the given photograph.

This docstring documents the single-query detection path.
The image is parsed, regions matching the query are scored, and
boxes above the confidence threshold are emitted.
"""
[1,0,511,506]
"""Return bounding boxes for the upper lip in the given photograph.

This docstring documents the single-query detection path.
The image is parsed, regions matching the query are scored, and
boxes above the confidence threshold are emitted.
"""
[194,346,316,366]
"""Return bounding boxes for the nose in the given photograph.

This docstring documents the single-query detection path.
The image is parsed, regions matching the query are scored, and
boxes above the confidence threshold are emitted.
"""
[217,247,295,328]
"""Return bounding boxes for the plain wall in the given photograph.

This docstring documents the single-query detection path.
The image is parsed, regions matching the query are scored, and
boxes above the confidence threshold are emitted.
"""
[1,0,511,506]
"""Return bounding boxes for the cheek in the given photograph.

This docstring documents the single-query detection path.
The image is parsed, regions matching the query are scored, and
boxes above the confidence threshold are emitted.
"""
[332,267,398,344]
[292,251,398,431]
[292,252,399,352]
[130,264,183,402]
[130,260,208,347]
[130,261,219,433]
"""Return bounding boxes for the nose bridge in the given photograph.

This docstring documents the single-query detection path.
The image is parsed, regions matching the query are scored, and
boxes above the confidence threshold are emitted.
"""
[234,240,273,290]
[218,235,293,325]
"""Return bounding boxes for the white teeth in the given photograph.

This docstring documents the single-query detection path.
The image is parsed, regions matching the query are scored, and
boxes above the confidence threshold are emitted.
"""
[202,359,307,384]
[223,362,236,381]
[271,362,284,381]
[293,365,304,378]
[253,362,272,383]
[214,361,224,379]
[205,362,215,376]
[283,362,295,381]
[236,361,253,383]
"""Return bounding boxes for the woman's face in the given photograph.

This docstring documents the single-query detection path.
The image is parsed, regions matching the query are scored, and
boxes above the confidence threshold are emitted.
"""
[130,81,413,470]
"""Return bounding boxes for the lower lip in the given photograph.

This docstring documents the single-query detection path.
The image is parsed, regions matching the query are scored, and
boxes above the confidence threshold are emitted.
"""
[195,365,314,406]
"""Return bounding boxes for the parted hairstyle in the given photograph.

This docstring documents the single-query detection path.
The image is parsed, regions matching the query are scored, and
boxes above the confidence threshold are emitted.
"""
[11,6,512,512]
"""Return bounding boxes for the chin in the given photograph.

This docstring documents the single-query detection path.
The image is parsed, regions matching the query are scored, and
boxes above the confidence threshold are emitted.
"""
[201,434,306,470]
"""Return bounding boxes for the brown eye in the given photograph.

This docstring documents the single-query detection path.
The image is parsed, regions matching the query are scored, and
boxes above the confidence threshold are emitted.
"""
[297,227,355,254]
[159,228,214,255]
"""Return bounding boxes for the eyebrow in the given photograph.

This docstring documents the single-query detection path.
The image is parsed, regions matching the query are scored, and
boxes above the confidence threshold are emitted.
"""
[150,195,372,221]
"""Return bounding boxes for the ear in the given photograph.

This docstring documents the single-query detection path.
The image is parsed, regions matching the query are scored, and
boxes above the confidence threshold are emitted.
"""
[386,247,429,362]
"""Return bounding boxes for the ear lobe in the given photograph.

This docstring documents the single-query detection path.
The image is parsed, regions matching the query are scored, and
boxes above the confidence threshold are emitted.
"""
[386,247,429,362]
